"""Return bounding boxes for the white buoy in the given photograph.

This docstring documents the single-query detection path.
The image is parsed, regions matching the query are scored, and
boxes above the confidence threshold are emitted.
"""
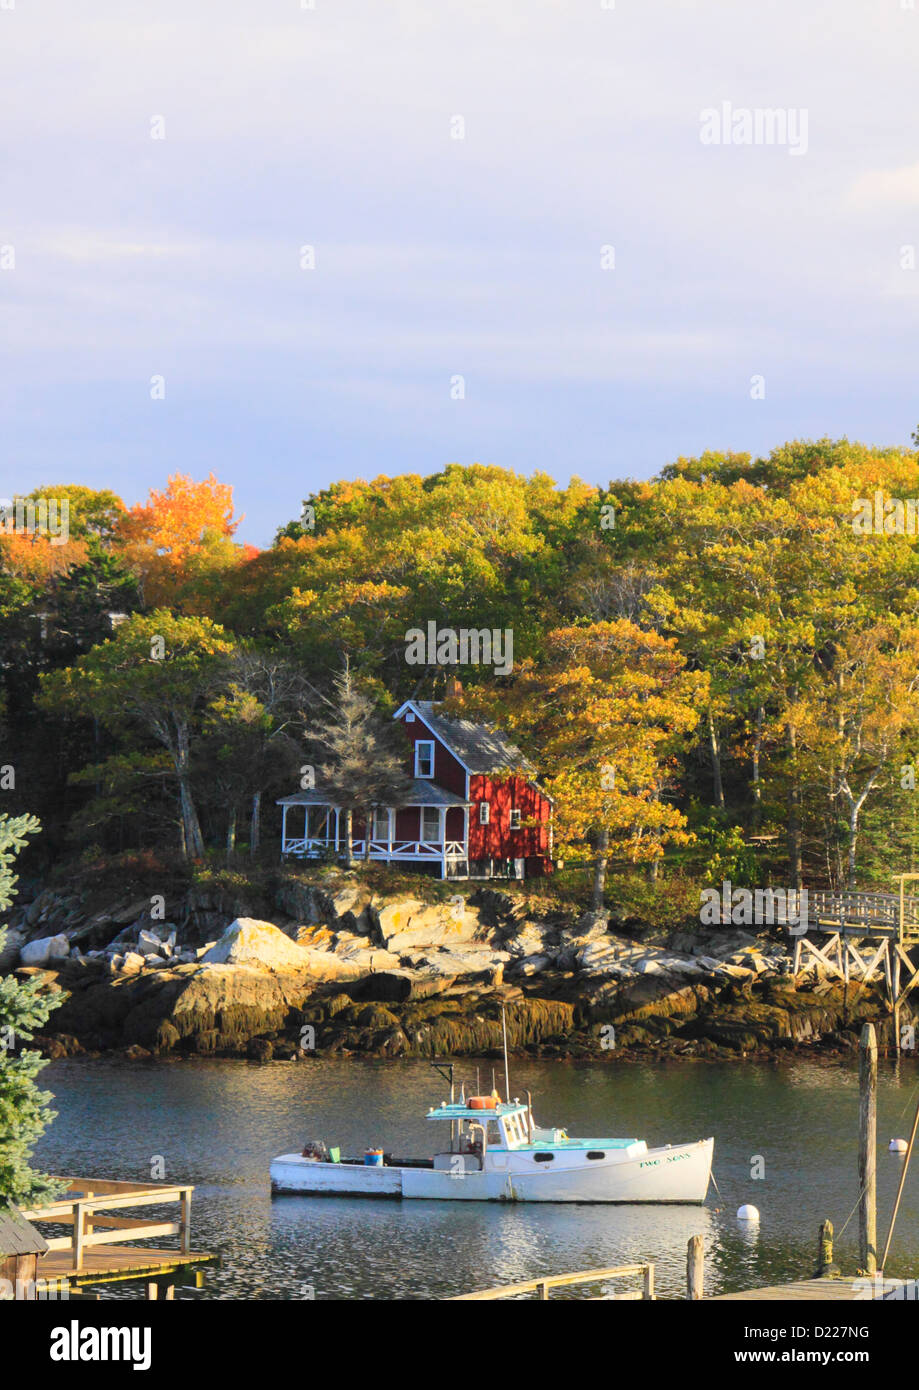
[737,1204,760,1221]
[889,1138,909,1153]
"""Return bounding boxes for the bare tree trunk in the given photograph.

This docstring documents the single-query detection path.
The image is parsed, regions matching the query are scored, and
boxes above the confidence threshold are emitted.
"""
[707,709,725,809]
[847,806,860,890]
[178,774,205,859]
[175,722,205,859]
[591,827,610,912]
[785,714,802,889]
[226,808,237,864]
[363,807,373,863]
[250,790,261,858]
[344,808,355,866]
[751,704,764,828]
[841,768,884,889]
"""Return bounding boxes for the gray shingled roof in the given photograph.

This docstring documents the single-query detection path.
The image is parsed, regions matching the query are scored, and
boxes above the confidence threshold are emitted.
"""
[279,778,469,808]
[0,1204,49,1256]
[412,702,534,774]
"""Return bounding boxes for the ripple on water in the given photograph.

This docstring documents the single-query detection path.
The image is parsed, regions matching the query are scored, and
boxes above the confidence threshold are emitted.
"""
[34,1054,919,1299]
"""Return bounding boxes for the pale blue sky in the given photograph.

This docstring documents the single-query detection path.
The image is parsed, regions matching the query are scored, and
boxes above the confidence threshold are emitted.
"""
[3,0,919,545]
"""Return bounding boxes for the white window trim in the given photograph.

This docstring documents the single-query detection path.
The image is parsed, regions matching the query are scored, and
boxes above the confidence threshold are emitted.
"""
[479,801,490,825]
[414,740,435,778]
[509,808,521,829]
[421,807,440,841]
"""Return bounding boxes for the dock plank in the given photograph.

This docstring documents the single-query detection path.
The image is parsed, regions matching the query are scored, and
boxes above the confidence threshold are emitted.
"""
[712,1279,871,1301]
[38,1244,214,1287]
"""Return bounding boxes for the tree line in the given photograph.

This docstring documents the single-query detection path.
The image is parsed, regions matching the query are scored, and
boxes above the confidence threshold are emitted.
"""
[4,439,919,897]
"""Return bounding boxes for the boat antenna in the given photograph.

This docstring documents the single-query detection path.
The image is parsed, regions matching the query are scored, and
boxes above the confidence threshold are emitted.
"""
[431,1060,454,1104]
[502,1004,511,1103]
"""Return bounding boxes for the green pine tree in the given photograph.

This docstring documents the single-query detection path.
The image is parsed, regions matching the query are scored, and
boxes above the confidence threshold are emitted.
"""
[0,812,65,1206]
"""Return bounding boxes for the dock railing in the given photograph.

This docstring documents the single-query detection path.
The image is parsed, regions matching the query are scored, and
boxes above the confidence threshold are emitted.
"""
[20,1178,193,1274]
[449,1262,655,1301]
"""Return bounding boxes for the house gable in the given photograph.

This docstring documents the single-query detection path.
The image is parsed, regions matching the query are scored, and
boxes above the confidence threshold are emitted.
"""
[393,702,467,797]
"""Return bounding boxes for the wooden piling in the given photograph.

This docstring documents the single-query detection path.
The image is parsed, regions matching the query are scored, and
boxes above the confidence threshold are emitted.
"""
[892,952,901,1054]
[858,1022,877,1274]
[687,1235,704,1299]
[816,1219,839,1277]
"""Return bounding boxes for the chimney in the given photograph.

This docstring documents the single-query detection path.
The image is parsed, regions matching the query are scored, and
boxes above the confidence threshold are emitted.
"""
[445,676,463,698]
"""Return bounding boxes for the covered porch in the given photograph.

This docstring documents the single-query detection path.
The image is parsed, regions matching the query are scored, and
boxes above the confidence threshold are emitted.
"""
[278,783,470,879]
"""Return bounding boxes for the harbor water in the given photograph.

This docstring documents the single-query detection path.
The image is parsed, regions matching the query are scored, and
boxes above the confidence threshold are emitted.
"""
[35,1054,919,1299]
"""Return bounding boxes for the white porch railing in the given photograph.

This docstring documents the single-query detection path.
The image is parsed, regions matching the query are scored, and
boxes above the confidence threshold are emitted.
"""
[282,836,467,862]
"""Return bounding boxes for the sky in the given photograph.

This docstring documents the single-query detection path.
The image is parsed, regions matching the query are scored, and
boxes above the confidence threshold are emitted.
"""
[2,0,919,546]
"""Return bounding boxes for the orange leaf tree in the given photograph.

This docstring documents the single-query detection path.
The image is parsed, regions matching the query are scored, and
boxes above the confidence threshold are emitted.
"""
[117,473,244,611]
[455,620,708,910]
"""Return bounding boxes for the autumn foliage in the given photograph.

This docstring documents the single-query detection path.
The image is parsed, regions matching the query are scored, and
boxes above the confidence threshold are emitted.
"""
[9,441,919,900]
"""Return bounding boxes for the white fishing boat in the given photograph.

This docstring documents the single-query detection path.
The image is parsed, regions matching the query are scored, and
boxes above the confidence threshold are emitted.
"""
[270,1064,714,1204]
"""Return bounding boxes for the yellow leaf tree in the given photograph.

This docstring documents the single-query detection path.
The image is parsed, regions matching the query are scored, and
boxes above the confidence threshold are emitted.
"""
[455,620,708,910]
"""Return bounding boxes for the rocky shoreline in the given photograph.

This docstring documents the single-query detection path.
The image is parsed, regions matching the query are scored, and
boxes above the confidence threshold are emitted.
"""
[1,873,910,1063]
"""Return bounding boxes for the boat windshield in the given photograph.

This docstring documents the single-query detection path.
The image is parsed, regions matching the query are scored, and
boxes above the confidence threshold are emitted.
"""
[503,1113,529,1147]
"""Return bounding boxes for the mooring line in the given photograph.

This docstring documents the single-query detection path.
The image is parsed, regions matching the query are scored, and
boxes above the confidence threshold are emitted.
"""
[836,1174,873,1240]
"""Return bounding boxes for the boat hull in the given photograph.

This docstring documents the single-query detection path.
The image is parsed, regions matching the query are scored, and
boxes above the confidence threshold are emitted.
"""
[270,1138,714,1203]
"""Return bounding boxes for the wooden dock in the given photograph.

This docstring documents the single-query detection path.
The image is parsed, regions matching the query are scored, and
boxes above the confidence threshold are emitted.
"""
[780,881,919,1045]
[20,1176,216,1298]
[449,1262,655,1300]
[450,1267,912,1303]
[711,1279,869,1301]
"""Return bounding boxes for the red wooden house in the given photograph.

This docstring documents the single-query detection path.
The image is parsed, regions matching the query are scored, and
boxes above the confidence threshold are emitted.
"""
[279,700,553,879]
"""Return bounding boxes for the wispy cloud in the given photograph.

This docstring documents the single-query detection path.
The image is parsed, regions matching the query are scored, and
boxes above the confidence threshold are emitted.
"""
[850,161,919,208]
[2,0,919,542]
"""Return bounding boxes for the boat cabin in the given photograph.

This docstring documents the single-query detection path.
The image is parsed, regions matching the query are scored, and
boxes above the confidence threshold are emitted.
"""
[427,1100,535,1171]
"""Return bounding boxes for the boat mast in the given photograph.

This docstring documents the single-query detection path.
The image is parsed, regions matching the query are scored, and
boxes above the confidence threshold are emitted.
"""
[501,1004,510,1103]
[431,1059,456,1152]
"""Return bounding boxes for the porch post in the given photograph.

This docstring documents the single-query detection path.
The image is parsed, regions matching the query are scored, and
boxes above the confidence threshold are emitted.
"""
[387,807,394,863]
[462,805,469,875]
[439,805,447,880]
[334,807,341,858]
[281,803,288,856]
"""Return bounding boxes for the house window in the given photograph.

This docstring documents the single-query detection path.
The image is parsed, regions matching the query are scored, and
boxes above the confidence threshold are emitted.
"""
[372,808,390,838]
[415,740,435,778]
[509,809,521,829]
[405,711,415,722]
[479,802,490,825]
[421,807,440,843]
